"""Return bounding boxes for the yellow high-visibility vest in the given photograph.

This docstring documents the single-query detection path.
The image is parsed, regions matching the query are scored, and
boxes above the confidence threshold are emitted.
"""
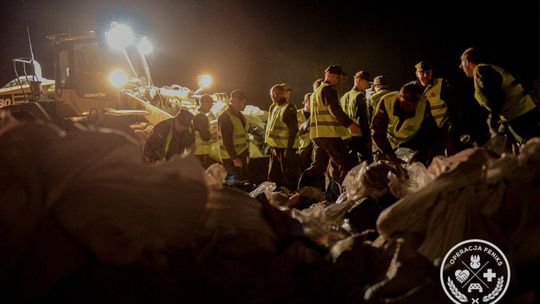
[296,109,311,149]
[265,102,299,148]
[369,89,391,120]
[218,108,249,159]
[423,78,448,128]
[474,64,537,121]
[309,82,349,139]
[383,92,427,149]
[340,89,363,137]
[193,111,214,155]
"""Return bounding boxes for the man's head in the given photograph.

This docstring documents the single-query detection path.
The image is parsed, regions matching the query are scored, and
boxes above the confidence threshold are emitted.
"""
[460,47,479,78]
[397,83,422,114]
[198,94,215,113]
[270,83,292,103]
[372,75,389,91]
[354,71,372,91]
[174,109,194,133]
[415,60,433,86]
[324,65,346,86]
[229,89,247,112]
[303,92,312,111]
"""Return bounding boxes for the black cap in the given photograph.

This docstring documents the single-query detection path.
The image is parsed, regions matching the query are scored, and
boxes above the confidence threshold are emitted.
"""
[325,65,347,76]
[354,71,372,82]
[175,109,194,126]
[415,60,432,72]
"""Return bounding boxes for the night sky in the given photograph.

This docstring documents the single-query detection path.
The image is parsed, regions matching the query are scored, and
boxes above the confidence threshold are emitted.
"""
[1,0,539,108]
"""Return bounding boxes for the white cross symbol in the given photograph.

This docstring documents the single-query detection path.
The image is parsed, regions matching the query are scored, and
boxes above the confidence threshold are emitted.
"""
[483,269,496,282]
[472,298,479,304]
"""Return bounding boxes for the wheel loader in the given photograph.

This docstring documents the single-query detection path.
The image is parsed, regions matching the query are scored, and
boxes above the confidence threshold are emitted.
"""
[0,22,268,160]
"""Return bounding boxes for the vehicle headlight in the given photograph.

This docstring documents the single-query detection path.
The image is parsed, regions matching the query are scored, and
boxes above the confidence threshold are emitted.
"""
[109,69,129,88]
[198,74,212,88]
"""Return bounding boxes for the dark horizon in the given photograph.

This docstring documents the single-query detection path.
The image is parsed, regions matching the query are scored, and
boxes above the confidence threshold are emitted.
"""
[1,0,539,109]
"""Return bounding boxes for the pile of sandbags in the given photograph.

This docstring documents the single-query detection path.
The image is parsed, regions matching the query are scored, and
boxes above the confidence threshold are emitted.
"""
[0,120,210,302]
[377,139,540,269]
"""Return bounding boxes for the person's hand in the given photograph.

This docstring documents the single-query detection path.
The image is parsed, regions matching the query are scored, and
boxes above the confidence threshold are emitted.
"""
[298,120,310,135]
[487,114,501,138]
[233,158,243,167]
[389,156,407,178]
[348,123,360,134]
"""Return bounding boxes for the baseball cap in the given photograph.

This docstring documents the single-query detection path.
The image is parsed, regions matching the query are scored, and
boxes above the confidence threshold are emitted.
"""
[372,75,388,86]
[230,89,247,101]
[198,94,215,104]
[354,71,372,82]
[325,65,347,76]
[415,60,433,72]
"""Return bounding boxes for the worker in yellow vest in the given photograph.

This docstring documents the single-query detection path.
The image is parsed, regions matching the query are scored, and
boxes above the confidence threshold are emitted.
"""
[297,92,313,172]
[413,60,450,129]
[460,47,540,142]
[193,94,217,168]
[412,60,457,155]
[218,89,249,181]
[369,75,392,119]
[143,109,194,162]
[265,83,300,190]
[371,83,440,168]
[302,65,360,191]
[340,70,373,164]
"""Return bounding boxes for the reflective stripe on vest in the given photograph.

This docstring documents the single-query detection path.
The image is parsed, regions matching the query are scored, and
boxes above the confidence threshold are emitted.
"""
[340,89,363,137]
[218,109,249,159]
[265,102,298,148]
[295,109,311,149]
[474,64,537,121]
[309,82,349,139]
[383,92,427,149]
[193,111,214,155]
[423,78,448,128]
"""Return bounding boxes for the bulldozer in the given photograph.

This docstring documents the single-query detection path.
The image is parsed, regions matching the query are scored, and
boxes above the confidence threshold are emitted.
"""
[0,22,268,160]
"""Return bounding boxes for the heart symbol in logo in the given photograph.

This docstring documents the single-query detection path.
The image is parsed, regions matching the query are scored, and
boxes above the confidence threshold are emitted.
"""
[455,269,470,283]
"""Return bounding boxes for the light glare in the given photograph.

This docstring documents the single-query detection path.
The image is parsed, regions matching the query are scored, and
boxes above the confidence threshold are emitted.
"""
[109,69,129,88]
[198,74,212,88]
[106,22,135,51]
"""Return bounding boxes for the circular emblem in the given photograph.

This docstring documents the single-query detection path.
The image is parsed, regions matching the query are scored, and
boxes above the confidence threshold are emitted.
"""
[440,239,510,304]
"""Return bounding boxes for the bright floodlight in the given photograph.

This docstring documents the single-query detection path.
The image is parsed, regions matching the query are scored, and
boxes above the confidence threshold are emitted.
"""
[106,22,135,51]
[198,74,212,88]
[109,68,129,88]
[138,37,153,55]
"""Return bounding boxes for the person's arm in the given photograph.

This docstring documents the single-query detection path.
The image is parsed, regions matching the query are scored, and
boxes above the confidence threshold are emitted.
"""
[143,121,169,161]
[218,113,238,159]
[283,103,299,150]
[322,86,354,127]
[371,101,394,159]
[193,114,211,141]
[475,66,504,132]
[355,94,371,141]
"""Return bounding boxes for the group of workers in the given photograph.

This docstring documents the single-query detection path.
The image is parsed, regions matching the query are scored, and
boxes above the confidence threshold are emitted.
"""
[143,47,540,195]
